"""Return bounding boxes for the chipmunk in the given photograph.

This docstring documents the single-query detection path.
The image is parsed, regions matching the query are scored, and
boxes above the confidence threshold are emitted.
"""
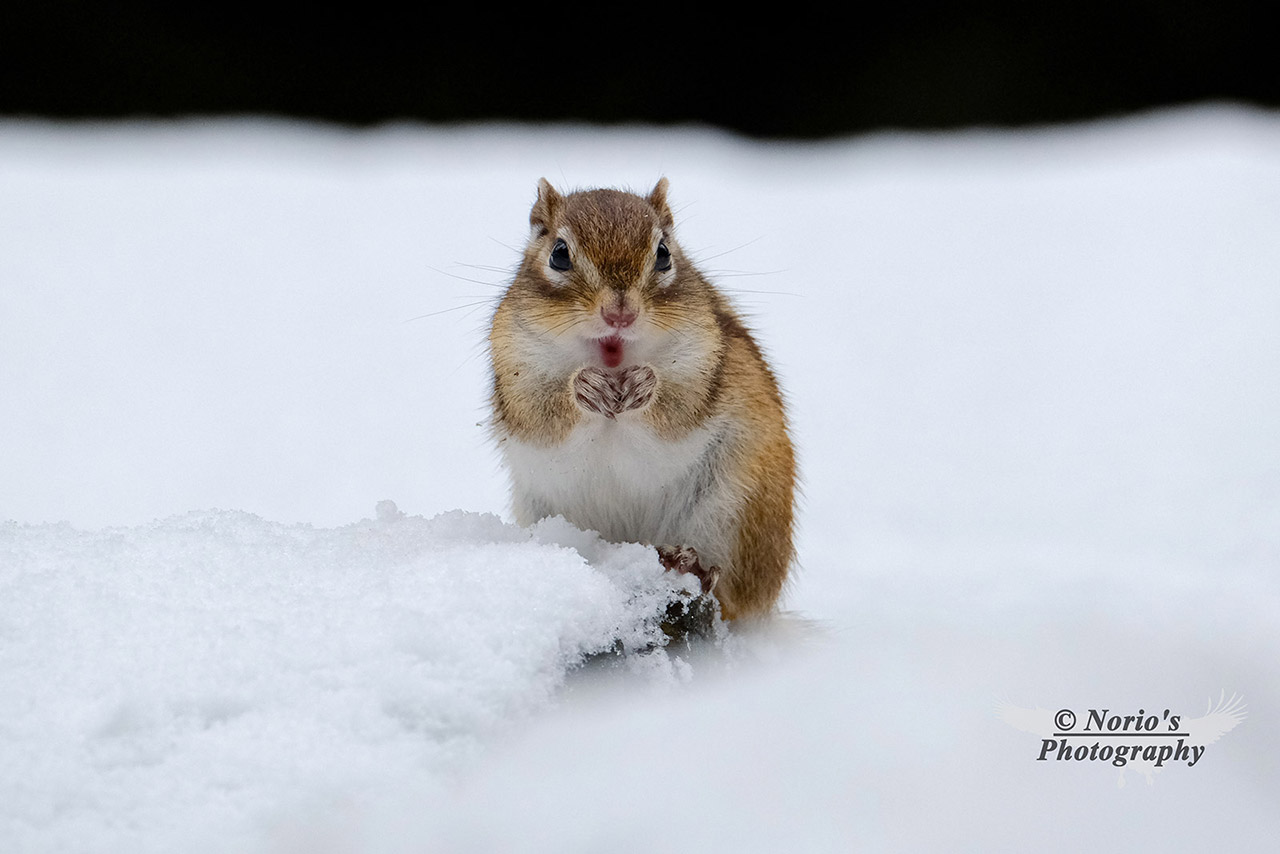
[488,178,796,622]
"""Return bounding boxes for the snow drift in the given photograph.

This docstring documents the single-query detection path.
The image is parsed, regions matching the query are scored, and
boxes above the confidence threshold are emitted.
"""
[2,105,1278,851]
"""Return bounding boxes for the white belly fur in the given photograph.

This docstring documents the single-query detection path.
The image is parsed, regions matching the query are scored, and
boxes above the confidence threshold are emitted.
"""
[501,412,739,568]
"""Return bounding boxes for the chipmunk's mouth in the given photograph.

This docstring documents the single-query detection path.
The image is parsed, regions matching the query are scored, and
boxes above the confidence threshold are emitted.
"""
[598,336,625,369]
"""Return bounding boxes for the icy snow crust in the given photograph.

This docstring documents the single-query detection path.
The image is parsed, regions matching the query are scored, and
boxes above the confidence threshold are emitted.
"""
[2,107,1279,851]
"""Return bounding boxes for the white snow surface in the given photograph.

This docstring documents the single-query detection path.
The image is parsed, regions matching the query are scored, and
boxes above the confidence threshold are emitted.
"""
[2,105,1279,851]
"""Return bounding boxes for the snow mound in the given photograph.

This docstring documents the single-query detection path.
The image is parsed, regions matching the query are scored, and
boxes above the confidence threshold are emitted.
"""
[0,504,716,853]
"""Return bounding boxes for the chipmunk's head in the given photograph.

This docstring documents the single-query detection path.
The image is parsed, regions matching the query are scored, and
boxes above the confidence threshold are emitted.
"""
[510,178,716,371]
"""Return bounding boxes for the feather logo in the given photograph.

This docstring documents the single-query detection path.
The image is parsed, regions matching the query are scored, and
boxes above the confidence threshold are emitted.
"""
[996,691,1246,787]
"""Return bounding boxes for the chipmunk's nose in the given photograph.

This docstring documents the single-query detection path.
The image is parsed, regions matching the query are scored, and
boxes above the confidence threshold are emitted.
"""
[601,301,637,329]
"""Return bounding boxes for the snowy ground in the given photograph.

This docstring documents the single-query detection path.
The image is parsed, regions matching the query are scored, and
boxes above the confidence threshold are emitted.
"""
[2,105,1278,852]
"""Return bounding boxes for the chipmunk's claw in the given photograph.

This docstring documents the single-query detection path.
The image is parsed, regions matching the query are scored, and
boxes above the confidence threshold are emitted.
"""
[656,544,720,595]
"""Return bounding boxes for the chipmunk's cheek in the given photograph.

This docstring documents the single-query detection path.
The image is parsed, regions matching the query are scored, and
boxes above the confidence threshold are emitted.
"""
[599,336,624,368]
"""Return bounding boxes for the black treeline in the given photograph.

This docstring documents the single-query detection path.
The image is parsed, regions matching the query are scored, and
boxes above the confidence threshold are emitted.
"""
[3,2,1276,138]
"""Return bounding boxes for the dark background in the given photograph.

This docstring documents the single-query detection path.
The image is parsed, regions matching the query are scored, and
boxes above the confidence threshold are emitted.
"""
[3,2,1276,138]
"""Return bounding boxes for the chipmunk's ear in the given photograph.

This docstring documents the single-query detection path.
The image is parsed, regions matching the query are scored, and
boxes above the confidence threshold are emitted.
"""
[647,177,673,230]
[530,178,564,234]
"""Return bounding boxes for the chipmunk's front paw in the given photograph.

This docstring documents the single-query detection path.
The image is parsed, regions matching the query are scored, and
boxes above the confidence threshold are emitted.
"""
[615,365,657,413]
[574,365,656,418]
[657,544,721,641]
[573,367,618,419]
[656,544,720,595]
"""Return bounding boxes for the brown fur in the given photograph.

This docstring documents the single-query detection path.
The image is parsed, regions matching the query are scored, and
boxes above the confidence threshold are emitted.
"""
[489,178,796,620]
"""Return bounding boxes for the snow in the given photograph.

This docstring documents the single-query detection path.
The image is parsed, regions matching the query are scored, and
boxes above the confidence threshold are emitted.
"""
[0,507,711,853]
[2,105,1279,851]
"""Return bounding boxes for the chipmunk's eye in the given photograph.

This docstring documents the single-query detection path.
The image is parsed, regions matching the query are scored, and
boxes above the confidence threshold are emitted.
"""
[549,238,572,272]
[654,240,671,272]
